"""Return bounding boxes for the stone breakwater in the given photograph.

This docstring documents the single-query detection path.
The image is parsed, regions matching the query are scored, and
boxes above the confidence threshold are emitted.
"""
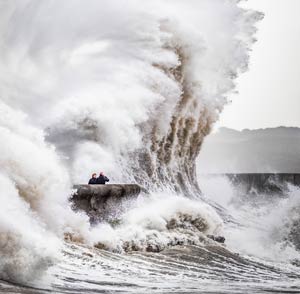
[70,184,226,246]
[224,173,300,194]
[71,184,141,222]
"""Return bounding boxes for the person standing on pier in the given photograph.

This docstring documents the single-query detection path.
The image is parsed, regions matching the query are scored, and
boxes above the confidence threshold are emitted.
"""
[97,172,109,184]
[88,173,98,185]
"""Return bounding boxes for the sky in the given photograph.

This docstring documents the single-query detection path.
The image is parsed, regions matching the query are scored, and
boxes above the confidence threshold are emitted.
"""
[218,0,300,130]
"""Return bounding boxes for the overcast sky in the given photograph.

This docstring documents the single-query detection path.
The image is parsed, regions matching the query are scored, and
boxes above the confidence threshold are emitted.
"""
[218,0,300,130]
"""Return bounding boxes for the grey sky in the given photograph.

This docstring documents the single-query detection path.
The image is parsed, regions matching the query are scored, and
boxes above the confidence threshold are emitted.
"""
[218,0,300,130]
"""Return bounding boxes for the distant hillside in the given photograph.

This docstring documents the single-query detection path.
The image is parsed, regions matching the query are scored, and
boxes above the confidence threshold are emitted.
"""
[197,127,300,173]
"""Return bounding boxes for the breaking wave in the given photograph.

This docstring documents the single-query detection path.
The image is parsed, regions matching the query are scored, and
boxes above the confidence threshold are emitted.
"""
[0,0,266,288]
[92,193,223,252]
[200,175,300,262]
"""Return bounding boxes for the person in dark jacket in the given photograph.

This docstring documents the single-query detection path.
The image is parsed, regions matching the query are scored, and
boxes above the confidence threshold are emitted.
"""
[88,173,98,185]
[97,172,109,184]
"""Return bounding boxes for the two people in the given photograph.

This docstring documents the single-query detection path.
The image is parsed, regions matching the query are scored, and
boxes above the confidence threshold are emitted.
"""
[88,172,109,185]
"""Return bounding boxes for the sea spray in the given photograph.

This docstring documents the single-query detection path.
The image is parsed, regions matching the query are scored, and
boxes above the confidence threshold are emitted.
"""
[0,103,92,282]
[91,193,223,252]
[0,173,60,282]
[0,0,262,191]
[199,175,300,261]
[0,0,262,284]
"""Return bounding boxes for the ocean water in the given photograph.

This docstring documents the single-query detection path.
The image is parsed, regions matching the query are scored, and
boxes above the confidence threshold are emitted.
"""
[2,1,299,293]
[1,177,300,293]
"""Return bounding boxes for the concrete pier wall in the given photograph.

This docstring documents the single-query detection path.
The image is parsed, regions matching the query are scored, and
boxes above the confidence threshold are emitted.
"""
[71,184,141,222]
[71,174,300,221]
[220,173,300,194]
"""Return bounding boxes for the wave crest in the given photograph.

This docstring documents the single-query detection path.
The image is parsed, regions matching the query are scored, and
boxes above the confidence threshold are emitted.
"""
[92,194,223,252]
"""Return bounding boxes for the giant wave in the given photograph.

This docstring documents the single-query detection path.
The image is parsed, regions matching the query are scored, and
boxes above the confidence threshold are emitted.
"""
[0,0,272,289]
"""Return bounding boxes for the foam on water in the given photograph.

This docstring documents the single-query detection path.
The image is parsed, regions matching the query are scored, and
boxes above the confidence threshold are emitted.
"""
[90,192,224,252]
[0,0,282,290]
[199,175,300,262]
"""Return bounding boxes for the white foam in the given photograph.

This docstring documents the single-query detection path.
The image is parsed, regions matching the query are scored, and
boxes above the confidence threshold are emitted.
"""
[199,175,300,261]
[91,192,224,252]
[0,0,261,283]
